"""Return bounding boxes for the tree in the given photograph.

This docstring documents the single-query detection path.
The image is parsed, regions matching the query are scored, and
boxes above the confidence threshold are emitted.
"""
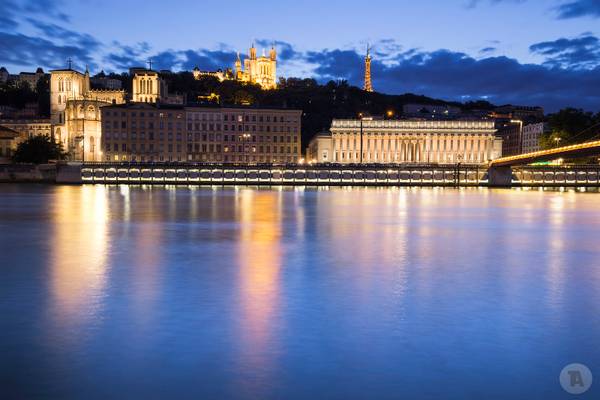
[12,135,66,164]
[541,108,600,150]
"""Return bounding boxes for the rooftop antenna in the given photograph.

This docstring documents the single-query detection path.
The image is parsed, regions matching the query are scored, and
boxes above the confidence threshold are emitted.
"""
[67,57,73,70]
[147,59,153,70]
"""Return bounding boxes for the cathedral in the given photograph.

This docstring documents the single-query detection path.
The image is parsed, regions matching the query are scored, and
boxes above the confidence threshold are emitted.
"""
[235,44,277,90]
[50,64,126,161]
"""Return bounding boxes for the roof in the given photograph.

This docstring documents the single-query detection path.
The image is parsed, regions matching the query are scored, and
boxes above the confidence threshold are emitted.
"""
[186,102,302,112]
[102,101,302,113]
[50,68,84,76]
[0,125,21,139]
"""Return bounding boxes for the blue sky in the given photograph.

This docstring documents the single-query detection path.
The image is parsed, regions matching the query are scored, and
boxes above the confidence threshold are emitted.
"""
[1,0,600,111]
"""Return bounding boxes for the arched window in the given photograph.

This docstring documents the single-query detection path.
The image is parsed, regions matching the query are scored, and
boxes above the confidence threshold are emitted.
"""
[89,136,95,153]
[149,80,153,94]
[58,78,63,91]
[78,105,84,118]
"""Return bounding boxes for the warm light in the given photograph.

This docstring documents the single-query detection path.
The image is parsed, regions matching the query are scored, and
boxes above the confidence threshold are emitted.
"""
[298,158,305,165]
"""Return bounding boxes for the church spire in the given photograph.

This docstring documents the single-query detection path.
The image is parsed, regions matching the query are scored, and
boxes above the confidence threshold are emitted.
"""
[363,44,373,92]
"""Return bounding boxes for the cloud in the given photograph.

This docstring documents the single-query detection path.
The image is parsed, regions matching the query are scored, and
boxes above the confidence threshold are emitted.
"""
[555,0,600,18]
[302,43,600,111]
[0,32,99,71]
[255,39,299,61]
[479,47,497,54]
[465,0,526,9]
[0,0,68,30]
[104,41,152,70]
[529,34,600,69]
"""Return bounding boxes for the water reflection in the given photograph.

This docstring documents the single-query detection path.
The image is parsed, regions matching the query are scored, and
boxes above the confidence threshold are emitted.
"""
[2,185,599,399]
[234,188,283,395]
[50,186,110,330]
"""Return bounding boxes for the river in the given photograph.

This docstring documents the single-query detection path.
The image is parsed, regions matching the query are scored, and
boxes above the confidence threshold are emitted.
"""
[0,185,598,399]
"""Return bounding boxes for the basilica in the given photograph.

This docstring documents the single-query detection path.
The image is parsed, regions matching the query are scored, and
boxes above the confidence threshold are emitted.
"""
[193,44,278,90]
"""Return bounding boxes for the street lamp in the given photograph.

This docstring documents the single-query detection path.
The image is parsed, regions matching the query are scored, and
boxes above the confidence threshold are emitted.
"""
[554,137,562,148]
[386,110,394,119]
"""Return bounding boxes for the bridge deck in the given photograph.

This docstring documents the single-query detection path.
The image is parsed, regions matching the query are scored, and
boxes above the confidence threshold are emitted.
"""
[490,140,600,167]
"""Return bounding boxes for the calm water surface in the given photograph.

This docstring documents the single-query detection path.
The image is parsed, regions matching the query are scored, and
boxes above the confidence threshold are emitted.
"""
[1,185,599,399]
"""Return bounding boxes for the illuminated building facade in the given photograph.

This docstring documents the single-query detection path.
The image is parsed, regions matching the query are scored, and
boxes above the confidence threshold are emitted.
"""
[307,132,333,163]
[363,45,373,92]
[0,119,51,139]
[235,44,277,90]
[50,66,126,161]
[100,104,301,163]
[521,122,546,154]
[322,118,501,164]
[192,67,234,82]
[131,68,166,103]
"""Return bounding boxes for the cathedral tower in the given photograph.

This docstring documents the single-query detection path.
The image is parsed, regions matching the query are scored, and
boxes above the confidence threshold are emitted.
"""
[363,44,373,92]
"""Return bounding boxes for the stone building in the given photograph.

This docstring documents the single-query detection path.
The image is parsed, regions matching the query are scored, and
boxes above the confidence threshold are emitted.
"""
[521,122,547,154]
[192,67,234,82]
[496,119,523,157]
[0,126,20,162]
[319,118,501,164]
[131,68,167,103]
[307,132,333,163]
[186,106,300,163]
[0,119,51,139]
[50,66,126,161]
[235,44,277,90]
[100,104,301,163]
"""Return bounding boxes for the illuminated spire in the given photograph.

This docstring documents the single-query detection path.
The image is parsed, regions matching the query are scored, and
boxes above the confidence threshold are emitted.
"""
[363,44,373,92]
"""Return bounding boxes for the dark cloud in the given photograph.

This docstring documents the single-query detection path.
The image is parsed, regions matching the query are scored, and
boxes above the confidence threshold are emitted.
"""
[305,49,364,83]
[179,49,236,71]
[555,0,600,18]
[304,45,600,111]
[529,34,600,69]
[104,42,152,70]
[27,19,101,52]
[479,47,497,54]
[0,0,68,30]
[255,39,298,61]
[0,32,98,71]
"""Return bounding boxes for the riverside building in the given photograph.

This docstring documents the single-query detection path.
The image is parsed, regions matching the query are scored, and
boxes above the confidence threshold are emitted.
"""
[309,118,501,164]
[100,104,301,163]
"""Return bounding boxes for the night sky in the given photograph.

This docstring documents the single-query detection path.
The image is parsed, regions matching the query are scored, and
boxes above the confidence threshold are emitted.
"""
[1,0,599,111]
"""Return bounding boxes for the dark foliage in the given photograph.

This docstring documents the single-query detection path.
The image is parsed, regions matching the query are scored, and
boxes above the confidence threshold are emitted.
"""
[541,108,600,150]
[160,74,461,146]
[12,135,66,164]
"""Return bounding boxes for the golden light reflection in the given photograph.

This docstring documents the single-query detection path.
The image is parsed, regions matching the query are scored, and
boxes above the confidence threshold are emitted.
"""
[50,185,110,326]
[234,188,283,383]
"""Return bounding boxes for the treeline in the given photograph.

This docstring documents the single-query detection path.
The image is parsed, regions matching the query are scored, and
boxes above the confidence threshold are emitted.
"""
[163,74,476,146]
[540,108,600,150]
[0,77,50,117]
